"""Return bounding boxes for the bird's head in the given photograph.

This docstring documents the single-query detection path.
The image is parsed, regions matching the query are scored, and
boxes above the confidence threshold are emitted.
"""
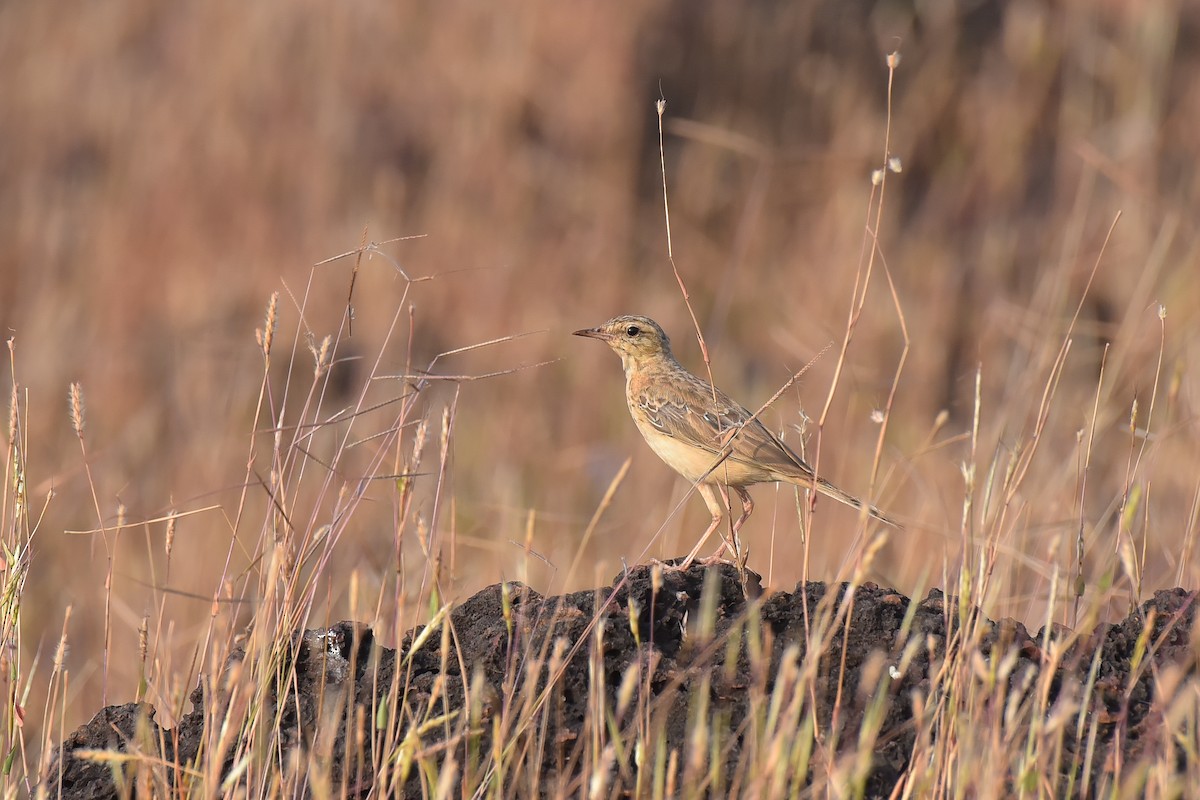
[573,315,674,373]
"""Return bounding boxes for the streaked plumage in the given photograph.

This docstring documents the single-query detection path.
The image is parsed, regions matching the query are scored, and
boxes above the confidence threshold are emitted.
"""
[574,315,897,561]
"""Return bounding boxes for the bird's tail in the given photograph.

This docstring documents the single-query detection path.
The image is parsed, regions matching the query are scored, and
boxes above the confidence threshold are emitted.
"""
[811,475,901,528]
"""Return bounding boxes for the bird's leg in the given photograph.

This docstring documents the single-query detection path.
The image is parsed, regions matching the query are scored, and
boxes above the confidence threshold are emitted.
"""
[704,485,754,564]
[711,485,743,561]
[732,486,754,533]
[726,485,754,560]
[679,483,728,568]
[694,485,744,567]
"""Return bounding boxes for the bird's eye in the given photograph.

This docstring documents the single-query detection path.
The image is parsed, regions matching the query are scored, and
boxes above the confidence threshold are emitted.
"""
[625,325,640,337]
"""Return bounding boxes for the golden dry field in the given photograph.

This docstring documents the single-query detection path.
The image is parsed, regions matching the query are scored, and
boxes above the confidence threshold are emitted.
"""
[3,0,1200,791]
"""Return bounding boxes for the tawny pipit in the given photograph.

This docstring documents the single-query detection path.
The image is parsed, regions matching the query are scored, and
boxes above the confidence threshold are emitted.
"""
[575,315,897,561]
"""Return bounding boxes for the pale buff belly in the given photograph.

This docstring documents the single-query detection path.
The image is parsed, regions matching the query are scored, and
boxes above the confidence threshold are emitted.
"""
[633,415,775,486]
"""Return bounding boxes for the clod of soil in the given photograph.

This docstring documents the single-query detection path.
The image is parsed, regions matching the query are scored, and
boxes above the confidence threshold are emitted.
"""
[47,562,1197,798]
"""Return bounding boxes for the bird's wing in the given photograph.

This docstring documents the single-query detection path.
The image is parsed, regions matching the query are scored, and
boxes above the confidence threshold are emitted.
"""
[633,368,900,526]
[634,371,813,480]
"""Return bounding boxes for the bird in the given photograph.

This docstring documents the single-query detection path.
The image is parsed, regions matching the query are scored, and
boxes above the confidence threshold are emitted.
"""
[574,314,898,563]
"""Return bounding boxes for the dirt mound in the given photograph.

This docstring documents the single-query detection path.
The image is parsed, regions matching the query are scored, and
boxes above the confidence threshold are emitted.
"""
[47,563,1197,798]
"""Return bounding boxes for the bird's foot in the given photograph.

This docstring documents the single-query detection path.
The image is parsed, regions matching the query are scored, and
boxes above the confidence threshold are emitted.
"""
[648,556,696,573]
[697,551,735,567]
[650,552,729,573]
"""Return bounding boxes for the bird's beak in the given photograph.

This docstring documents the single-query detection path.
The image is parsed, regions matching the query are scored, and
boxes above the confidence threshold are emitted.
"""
[572,326,612,341]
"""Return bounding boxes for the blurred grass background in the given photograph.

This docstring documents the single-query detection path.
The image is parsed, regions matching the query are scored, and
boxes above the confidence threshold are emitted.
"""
[3,0,1199,756]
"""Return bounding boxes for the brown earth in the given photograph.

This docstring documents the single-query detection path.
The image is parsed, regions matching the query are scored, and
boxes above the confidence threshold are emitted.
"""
[48,563,1197,798]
